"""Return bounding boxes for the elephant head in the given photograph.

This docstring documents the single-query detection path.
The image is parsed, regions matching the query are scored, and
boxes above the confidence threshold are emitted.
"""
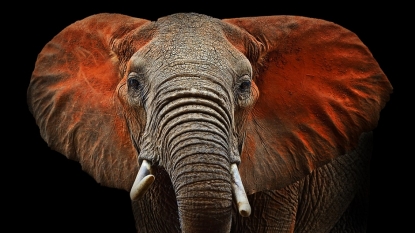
[27,13,392,232]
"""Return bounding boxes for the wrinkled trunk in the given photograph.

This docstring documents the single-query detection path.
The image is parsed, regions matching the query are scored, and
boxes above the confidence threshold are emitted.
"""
[163,86,233,232]
[137,75,237,232]
[164,101,234,232]
[171,131,233,233]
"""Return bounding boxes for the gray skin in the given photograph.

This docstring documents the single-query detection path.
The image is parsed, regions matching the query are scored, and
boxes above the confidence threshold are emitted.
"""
[27,12,391,233]
[128,15,253,232]
[125,15,371,232]
[133,132,372,233]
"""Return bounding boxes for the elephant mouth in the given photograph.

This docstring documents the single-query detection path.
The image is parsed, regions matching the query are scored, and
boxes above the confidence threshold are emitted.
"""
[130,159,251,217]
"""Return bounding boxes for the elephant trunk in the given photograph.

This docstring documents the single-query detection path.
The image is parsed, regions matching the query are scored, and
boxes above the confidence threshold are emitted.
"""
[135,77,250,232]
[172,140,232,232]
[162,85,233,232]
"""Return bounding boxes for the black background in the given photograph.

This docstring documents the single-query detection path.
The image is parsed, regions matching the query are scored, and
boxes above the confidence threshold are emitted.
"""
[10,2,408,232]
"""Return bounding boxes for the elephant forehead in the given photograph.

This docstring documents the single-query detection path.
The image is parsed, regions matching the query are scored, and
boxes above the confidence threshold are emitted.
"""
[150,13,242,63]
[128,13,252,84]
[156,13,222,40]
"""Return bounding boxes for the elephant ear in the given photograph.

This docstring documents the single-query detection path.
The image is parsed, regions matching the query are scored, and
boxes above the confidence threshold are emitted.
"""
[27,13,152,191]
[223,16,393,194]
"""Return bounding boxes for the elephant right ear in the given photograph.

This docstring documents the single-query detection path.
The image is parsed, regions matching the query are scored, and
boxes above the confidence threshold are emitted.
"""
[223,16,393,194]
[27,13,152,191]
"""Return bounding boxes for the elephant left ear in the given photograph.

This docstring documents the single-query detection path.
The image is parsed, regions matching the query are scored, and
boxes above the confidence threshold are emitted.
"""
[27,13,152,191]
[223,16,393,194]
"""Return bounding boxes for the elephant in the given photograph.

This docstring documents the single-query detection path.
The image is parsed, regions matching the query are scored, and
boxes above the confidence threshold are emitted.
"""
[27,12,393,233]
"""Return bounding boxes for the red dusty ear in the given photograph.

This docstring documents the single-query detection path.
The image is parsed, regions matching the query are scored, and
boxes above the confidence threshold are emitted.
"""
[223,16,393,194]
[27,13,151,191]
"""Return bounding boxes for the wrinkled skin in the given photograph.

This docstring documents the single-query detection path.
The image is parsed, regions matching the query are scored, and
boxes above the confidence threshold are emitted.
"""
[27,13,392,232]
[133,132,373,232]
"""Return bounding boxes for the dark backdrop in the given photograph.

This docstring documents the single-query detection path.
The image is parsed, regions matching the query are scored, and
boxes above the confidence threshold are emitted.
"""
[11,2,407,232]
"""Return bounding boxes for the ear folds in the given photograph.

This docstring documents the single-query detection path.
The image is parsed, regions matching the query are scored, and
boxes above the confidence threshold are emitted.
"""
[27,13,151,191]
[223,16,393,194]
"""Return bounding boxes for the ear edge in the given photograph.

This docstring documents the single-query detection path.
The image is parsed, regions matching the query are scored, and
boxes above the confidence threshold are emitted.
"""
[28,13,152,191]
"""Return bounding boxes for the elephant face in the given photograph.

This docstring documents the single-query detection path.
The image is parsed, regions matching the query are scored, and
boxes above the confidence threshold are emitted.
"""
[120,15,258,230]
[123,14,256,167]
[27,12,392,232]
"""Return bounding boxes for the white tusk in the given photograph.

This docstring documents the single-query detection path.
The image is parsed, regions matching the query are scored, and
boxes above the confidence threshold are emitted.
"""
[230,163,251,217]
[130,159,155,200]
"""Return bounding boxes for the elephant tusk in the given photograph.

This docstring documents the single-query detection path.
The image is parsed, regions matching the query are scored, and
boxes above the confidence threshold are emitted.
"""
[230,163,251,217]
[130,159,155,200]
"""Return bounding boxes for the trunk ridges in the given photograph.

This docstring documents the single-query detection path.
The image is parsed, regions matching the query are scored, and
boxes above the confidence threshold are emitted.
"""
[167,126,233,233]
[144,78,235,232]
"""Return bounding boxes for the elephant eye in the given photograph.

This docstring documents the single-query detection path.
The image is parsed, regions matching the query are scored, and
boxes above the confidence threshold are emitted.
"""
[127,72,145,101]
[239,80,251,92]
[128,78,141,90]
[127,72,144,93]
[236,76,256,107]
